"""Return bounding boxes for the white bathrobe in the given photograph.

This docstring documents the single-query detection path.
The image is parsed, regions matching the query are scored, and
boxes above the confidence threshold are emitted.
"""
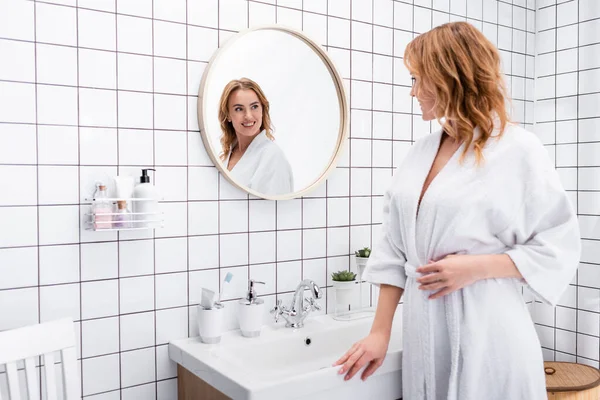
[226,130,294,196]
[363,124,581,400]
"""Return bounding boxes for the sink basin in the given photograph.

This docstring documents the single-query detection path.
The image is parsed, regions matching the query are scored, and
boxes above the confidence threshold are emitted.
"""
[169,307,403,400]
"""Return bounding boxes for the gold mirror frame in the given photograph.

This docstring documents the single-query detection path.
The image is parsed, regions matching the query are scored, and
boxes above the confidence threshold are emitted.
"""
[197,25,349,200]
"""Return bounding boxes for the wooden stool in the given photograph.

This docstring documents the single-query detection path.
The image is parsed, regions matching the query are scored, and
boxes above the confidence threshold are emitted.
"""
[544,361,600,399]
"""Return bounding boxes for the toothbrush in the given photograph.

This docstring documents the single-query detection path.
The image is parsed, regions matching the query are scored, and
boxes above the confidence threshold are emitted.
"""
[215,272,233,307]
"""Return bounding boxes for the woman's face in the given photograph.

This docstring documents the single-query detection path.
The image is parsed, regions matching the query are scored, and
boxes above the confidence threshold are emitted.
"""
[410,76,436,121]
[227,89,263,138]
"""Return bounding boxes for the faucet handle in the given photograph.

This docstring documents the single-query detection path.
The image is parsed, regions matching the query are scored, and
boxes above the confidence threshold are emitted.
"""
[270,299,284,323]
[304,297,321,311]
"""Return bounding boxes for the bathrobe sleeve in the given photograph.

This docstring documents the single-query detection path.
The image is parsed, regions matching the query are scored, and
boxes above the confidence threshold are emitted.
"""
[499,142,581,306]
[363,188,408,289]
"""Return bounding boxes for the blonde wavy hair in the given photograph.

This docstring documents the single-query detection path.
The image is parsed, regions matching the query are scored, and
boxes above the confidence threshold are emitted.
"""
[218,78,274,160]
[404,22,510,164]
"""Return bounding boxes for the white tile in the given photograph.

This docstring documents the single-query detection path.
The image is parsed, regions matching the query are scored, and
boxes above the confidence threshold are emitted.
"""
[155,307,188,344]
[123,383,156,400]
[556,49,577,74]
[351,196,371,225]
[557,24,577,51]
[81,242,119,281]
[0,165,36,206]
[536,52,555,77]
[155,167,187,202]
[578,310,600,337]
[79,127,118,165]
[303,228,326,259]
[277,261,302,292]
[37,166,78,205]
[188,0,218,28]
[118,129,154,166]
[350,139,371,167]
[555,120,577,143]
[557,96,577,121]
[78,0,115,12]
[0,39,34,83]
[0,207,36,247]
[0,247,37,291]
[352,0,372,23]
[555,329,576,354]
[157,379,177,400]
[78,8,115,51]
[373,83,393,112]
[155,237,187,274]
[579,44,600,71]
[580,143,600,168]
[373,140,392,168]
[0,288,38,332]
[557,0,577,27]
[188,26,219,62]
[82,317,119,358]
[536,29,556,55]
[219,0,247,31]
[578,287,600,313]
[327,227,350,257]
[39,245,79,285]
[154,94,187,131]
[79,48,116,90]
[79,88,117,127]
[328,17,351,49]
[351,80,372,109]
[249,200,276,231]
[579,93,600,119]
[37,84,78,125]
[117,53,153,92]
[579,118,600,143]
[393,86,412,113]
[154,0,185,22]
[276,230,301,262]
[154,20,186,59]
[82,354,120,396]
[373,55,392,84]
[580,69,600,95]
[117,15,153,55]
[220,200,249,234]
[303,12,327,46]
[36,3,76,46]
[81,280,119,319]
[187,60,206,96]
[156,345,177,381]
[373,27,392,58]
[555,306,576,331]
[249,231,276,264]
[0,0,34,41]
[121,311,155,351]
[579,192,600,216]
[451,0,467,14]
[277,7,302,30]
[579,168,600,191]
[188,201,218,235]
[351,21,372,52]
[85,390,121,400]
[154,57,186,95]
[277,199,302,230]
[580,0,600,19]
[156,272,187,309]
[220,233,248,266]
[414,6,432,34]
[482,0,497,22]
[350,168,372,196]
[0,82,35,124]
[0,124,35,165]
[188,167,218,200]
[303,198,326,229]
[120,275,154,314]
[189,269,219,305]
[117,0,152,17]
[118,91,153,129]
[329,0,351,18]
[497,26,512,51]
[394,2,413,31]
[39,205,79,245]
[119,239,154,278]
[577,334,600,361]
[467,0,483,19]
[155,130,187,165]
[156,202,188,238]
[39,283,80,322]
[351,110,372,139]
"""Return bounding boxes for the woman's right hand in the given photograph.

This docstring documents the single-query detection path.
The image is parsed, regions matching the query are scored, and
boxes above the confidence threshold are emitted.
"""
[332,331,390,381]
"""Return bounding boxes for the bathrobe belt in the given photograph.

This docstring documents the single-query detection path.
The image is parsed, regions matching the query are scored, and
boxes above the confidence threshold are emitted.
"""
[403,262,461,400]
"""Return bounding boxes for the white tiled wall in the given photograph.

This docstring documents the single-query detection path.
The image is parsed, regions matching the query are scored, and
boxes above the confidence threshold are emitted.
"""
[532,0,600,369]
[0,0,535,398]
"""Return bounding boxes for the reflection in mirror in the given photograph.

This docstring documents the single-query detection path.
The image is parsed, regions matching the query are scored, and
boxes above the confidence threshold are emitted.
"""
[218,78,294,196]
[198,26,348,200]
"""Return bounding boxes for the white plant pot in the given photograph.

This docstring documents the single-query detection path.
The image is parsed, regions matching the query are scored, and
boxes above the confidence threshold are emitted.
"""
[355,257,369,278]
[332,280,357,307]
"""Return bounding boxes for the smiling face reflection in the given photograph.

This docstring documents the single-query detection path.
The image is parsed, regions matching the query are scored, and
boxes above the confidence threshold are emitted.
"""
[228,89,263,139]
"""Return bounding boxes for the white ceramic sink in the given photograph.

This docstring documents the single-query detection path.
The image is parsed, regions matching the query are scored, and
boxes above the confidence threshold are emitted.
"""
[169,307,403,400]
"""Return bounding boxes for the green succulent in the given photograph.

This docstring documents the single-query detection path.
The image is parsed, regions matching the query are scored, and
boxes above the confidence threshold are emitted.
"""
[355,247,371,258]
[331,270,357,282]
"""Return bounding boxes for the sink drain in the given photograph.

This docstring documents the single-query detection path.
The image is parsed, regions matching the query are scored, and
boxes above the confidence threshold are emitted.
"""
[304,337,312,346]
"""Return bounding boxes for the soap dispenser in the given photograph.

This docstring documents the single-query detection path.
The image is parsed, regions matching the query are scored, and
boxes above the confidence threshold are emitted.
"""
[238,279,265,338]
[132,168,158,228]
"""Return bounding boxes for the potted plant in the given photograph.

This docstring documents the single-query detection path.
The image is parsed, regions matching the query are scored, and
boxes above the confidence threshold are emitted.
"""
[331,270,357,309]
[354,247,371,271]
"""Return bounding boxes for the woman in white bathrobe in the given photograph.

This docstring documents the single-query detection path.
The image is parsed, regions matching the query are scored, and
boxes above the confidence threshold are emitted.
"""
[334,22,581,400]
[218,78,294,196]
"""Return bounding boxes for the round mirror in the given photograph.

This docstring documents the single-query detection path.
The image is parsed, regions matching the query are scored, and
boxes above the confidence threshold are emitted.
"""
[198,25,348,200]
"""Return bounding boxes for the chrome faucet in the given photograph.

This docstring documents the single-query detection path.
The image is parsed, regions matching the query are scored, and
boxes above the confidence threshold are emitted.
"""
[270,279,322,328]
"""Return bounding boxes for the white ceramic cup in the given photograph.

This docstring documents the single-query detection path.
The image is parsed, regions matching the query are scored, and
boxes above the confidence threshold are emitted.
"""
[197,305,223,344]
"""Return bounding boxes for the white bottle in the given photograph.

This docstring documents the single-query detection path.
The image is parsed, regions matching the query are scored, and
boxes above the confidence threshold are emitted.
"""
[237,280,265,338]
[132,168,158,228]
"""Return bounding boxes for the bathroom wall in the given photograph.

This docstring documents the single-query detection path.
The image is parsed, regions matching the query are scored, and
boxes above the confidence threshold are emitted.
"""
[0,0,534,398]
[532,0,600,368]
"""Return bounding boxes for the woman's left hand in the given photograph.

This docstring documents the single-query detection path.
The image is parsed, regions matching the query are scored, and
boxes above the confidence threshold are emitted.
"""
[415,254,486,300]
